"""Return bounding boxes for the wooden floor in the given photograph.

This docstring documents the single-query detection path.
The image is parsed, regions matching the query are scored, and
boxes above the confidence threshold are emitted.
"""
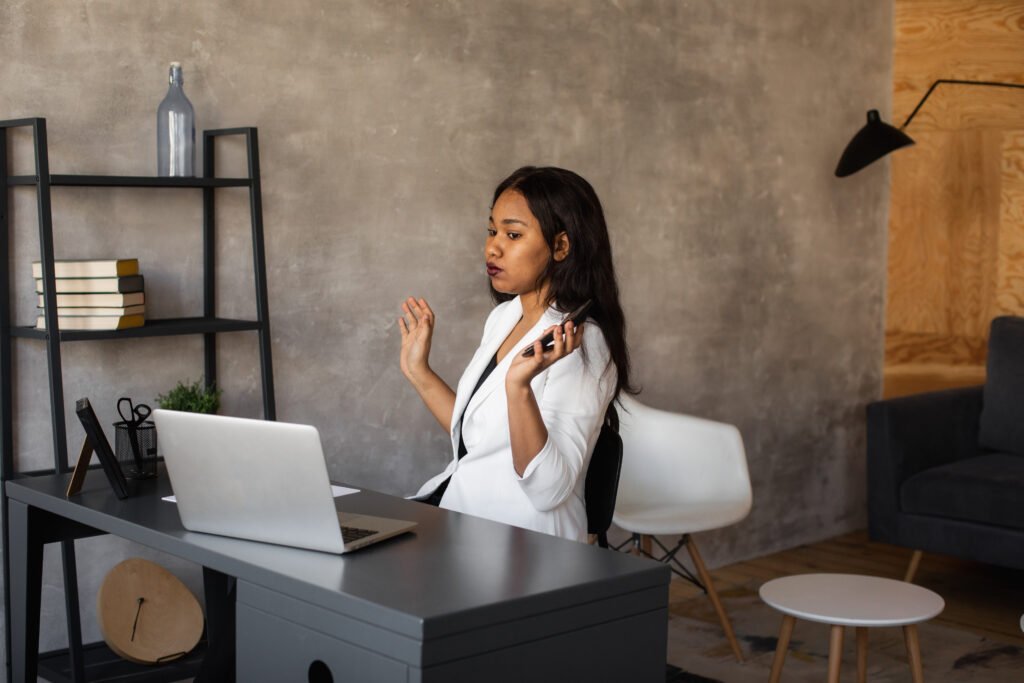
[670,530,1024,647]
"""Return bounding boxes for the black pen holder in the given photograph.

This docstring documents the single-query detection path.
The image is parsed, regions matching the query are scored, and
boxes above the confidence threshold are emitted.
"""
[113,420,158,479]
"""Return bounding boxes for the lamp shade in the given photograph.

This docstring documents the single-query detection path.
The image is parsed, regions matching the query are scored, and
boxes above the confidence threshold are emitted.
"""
[834,109,915,177]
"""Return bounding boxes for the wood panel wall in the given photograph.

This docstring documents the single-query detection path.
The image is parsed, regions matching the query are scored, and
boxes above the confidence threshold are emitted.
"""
[885,0,1024,397]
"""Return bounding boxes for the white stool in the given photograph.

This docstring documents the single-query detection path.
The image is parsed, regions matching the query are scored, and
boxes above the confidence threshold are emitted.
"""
[759,573,944,683]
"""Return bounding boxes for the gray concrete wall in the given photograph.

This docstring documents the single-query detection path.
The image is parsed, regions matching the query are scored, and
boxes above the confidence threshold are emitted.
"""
[1,0,893,663]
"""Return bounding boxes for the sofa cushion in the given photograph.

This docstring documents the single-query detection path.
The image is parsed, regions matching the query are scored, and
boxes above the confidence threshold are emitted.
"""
[979,316,1024,457]
[900,453,1024,530]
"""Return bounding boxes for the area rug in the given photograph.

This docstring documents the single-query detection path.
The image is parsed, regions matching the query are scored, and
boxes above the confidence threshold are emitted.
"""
[665,582,1024,682]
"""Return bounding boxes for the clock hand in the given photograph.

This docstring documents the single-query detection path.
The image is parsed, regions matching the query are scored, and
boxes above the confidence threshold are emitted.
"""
[131,597,145,642]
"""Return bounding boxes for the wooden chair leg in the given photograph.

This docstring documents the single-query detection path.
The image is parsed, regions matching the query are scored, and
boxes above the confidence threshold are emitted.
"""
[827,624,845,683]
[630,534,642,556]
[856,626,869,683]
[768,614,795,683]
[630,533,654,557]
[904,549,923,583]
[904,624,925,683]
[685,536,743,662]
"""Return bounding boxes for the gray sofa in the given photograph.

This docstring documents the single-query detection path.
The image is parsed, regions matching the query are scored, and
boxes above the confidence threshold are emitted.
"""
[866,316,1024,572]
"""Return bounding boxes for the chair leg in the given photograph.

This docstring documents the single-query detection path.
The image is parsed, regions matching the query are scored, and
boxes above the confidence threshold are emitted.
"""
[827,624,844,683]
[768,614,795,683]
[636,533,652,557]
[685,536,743,662]
[904,549,923,583]
[631,533,654,557]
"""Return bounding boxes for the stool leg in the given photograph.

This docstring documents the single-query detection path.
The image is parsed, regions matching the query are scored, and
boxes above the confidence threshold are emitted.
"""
[904,550,923,583]
[903,624,925,683]
[686,537,743,662]
[768,614,795,683]
[856,627,868,683]
[827,624,844,683]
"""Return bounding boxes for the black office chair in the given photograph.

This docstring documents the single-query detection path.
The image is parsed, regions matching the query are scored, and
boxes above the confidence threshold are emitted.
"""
[585,405,623,548]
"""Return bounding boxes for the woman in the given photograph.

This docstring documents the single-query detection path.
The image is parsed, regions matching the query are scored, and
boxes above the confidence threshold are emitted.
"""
[398,166,632,541]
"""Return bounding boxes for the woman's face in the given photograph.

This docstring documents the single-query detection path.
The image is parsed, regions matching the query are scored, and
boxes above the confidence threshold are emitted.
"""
[486,190,558,300]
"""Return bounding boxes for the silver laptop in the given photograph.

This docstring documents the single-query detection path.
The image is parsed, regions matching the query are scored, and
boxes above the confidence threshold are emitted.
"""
[153,409,416,554]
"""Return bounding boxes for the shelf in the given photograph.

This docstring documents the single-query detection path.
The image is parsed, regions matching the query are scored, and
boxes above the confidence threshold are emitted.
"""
[2,120,275,682]
[10,317,263,341]
[38,640,205,683]
[7,174,250,188]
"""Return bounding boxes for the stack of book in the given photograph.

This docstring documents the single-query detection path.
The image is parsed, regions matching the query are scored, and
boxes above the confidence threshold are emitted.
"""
[33,258,145,330]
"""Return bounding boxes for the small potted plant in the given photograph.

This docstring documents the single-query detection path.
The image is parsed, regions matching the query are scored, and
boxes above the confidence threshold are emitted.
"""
[156,378,223,414]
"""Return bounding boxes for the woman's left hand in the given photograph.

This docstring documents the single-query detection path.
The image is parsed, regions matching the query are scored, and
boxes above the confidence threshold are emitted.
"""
[506,321,584,392]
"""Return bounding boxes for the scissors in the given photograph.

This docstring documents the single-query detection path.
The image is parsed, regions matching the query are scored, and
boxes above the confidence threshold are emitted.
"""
[117,398,152,471]
[117,397,152,428]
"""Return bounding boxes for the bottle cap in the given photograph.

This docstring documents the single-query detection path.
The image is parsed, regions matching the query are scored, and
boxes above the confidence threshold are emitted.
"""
[168,62,183,85]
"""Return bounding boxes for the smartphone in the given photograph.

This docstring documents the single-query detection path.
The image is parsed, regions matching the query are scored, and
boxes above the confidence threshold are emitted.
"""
[522,299,594,357]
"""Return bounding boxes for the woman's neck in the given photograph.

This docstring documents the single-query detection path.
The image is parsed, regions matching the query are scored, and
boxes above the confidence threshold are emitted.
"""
[518,289,550,326]
[495,290,552,364]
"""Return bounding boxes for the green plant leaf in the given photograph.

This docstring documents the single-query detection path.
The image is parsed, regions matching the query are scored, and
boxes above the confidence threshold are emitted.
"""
[155,377,223,414]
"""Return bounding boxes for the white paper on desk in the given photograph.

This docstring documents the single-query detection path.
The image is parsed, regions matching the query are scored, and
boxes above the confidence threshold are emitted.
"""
[330,484,360,497]
[162,484,359,503]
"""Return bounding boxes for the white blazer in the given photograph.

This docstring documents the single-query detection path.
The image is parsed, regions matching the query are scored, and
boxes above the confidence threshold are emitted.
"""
[413,296,616,541]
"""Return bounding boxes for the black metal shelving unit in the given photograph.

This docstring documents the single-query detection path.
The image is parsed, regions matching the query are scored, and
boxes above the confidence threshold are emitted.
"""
[1,117,276,682]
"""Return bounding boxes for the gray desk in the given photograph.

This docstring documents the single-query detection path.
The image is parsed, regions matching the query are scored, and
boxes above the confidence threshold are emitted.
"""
[7,469,669,682]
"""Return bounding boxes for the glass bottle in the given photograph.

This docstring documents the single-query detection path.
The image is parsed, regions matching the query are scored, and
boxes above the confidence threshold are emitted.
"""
[157,62,195,177]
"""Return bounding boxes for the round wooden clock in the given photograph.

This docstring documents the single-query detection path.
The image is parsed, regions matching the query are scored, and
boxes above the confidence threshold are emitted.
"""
[96,558,204,664]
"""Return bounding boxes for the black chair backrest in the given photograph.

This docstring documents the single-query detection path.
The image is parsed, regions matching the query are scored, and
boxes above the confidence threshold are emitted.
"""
[585,405,623,548]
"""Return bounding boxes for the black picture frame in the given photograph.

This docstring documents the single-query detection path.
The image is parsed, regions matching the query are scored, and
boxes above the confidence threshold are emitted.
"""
[74,397,130,499]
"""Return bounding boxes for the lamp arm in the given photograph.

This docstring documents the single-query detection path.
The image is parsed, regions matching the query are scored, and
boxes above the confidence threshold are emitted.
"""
[901,79,1024,130]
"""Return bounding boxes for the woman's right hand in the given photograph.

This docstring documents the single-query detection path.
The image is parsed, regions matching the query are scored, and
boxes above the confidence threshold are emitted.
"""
[396,296,456,432]
[398,297,435,381]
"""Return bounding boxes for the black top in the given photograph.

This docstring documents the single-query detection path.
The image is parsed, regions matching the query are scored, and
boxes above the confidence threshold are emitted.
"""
[458,353,499,459]
[424,353,499,506]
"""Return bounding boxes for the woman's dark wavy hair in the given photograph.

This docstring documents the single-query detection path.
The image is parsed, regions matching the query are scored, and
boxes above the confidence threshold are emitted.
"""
[490,166,635,404]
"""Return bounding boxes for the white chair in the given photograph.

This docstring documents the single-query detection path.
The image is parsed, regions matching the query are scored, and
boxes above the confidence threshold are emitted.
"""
[613,394,753,662]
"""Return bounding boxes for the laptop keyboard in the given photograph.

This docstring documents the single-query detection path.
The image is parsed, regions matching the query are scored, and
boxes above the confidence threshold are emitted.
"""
[341,525,378,543]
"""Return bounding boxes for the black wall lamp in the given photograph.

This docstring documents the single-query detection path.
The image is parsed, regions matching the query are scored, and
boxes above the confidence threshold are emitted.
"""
[835,79,1024,177]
